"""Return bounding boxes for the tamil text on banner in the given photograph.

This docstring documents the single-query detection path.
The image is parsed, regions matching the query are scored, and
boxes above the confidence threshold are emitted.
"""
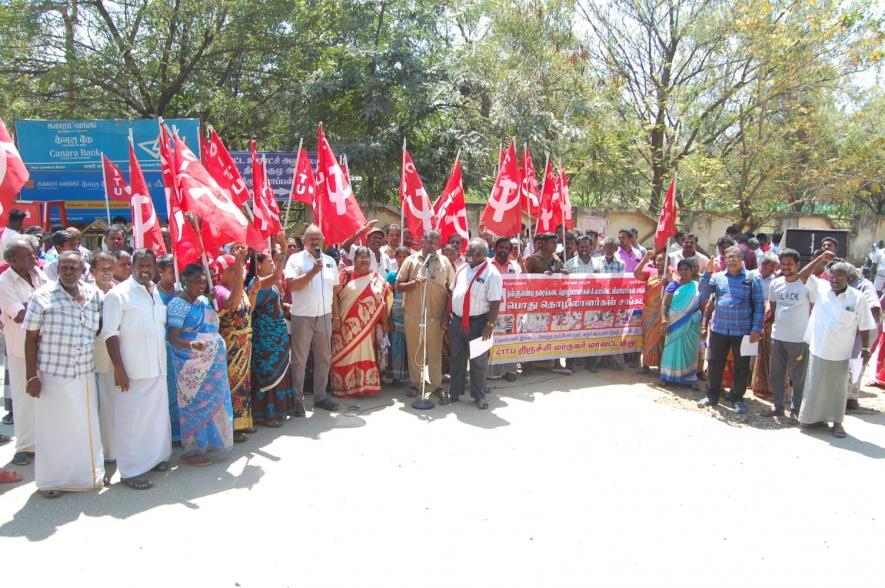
[489,274,644,365]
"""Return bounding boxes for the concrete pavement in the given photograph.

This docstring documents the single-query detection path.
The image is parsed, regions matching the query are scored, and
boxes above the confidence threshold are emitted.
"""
[0,368,883,587]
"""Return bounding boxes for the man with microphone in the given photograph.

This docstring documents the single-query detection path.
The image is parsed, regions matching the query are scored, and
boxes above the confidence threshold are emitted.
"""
[396,230,455,400]
[285,224,341,414]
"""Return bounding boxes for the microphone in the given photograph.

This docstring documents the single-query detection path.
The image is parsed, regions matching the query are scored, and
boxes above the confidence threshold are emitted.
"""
[314,246,322,260]
[422,252,435,274]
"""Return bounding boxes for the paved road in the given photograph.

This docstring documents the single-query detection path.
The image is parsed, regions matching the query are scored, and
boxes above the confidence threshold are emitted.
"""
[1,369,882,587]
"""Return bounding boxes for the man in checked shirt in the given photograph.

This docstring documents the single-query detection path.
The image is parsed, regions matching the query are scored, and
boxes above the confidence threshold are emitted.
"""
[697,246,764,414]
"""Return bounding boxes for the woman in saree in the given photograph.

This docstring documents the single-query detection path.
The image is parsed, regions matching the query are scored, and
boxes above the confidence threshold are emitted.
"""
[248,235,298,427]
[155,254,180,444]
[166,263,234,466]
[660,259,702,387]
[214,250,255,442]
[331,247,392,398]
[385,246,411,384]
[634,249,669,373]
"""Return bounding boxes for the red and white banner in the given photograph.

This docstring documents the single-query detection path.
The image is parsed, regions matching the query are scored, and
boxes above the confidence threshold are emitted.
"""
[480,141,522,237]
[128,141,167,255]
[290,146,317,207]
[433,156,469,254]
[489,274,644,364]
[0,119,30,226]
[158,123,202,268]
[315,125,366,244]
[251,140,282,239]
[559,163,574,230]
[101,154,130,202]
[400,149,434,244]
[536,160,559,233]
[521,147,540,218]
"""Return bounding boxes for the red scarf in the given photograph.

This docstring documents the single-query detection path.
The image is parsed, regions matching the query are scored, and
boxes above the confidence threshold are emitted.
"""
[459,261,488,332]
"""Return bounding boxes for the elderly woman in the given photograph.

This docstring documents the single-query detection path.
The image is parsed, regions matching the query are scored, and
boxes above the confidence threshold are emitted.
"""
[331,246,392,398]
[167,263,234,465]
[800,260,877,437]
[634,249,669,373]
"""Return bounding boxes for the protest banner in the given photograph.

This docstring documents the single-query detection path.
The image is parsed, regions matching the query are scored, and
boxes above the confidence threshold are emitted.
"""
[489,273,645,365]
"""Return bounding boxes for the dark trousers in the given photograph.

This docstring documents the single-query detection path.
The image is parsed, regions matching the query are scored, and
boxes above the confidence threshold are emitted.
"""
[707,331,751,403]
[448,313,489,401]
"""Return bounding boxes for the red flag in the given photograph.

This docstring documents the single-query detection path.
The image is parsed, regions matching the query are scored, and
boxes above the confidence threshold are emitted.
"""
[521,147,540,218]
[0,119,30,226]
[250,140,282,239]
[558,163,574,230]
[400,150,435,244]
[480,141,522,237]
[290,147,317,207]
[158,123,202,267]
[199,132,210,166]
[536,160,559,233]
[101,154,130,202]
[432,156,469,255]
[655,177,678,250]
[203,128,250,207]
[174,135,266,253]
[128,141,167,255]
[315,125,366,244]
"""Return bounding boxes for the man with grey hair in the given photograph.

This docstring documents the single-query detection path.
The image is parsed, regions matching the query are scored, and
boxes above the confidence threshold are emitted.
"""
[285,224,341,413]
[0,239,48,466]
[444,238,502,409]
[799,258,876,437]
[24,251,104,497]
[749,252,780,398]
[396,229,454,399]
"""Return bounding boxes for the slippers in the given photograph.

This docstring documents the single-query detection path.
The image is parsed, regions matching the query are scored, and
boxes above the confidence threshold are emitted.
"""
[0,468,23,483]
[39,490,63,499]
[152,461,171,472]
[12,452,33,466]
[122,476,153,490]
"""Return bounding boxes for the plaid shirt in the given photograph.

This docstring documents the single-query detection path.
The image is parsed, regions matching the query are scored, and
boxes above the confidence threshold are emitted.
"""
[592,256,626,274]
[699,269,764,336]
[23,281,102,379]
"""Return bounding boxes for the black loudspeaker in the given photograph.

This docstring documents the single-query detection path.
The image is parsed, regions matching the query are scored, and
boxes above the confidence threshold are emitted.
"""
[781,228,850,264]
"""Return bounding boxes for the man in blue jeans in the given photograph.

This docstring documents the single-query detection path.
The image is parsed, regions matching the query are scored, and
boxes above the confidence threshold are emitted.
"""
[697,246,764,414]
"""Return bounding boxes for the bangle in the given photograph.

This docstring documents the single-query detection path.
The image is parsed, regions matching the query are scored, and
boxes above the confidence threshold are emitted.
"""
[26,376,39,385]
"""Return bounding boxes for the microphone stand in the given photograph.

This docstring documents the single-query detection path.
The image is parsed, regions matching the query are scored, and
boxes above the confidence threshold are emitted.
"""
[411,253,435,410]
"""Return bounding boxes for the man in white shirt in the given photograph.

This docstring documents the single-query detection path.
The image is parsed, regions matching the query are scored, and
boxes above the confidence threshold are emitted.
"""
[0,240,48,466]
[102,249,171,490]
[870,240,885,293]
[444,238,502,409]
[0,209,26,254]
[285,224,341,413]
[668,233,709,277]
[799,259,876,438]
[765,248,811,419]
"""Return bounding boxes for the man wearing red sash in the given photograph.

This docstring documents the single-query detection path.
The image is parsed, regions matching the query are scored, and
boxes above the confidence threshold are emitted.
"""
[444,238,503,409]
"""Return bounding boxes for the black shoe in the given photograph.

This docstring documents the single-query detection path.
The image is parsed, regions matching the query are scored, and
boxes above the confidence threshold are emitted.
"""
[314,398,339,411]
[503,372,517,382]
[292,403,306,417]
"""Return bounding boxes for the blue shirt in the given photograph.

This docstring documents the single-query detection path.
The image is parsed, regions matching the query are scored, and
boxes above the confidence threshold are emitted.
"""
[699,269,764,336]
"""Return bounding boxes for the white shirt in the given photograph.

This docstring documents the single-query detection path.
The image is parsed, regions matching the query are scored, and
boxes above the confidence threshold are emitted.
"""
[805,286,876,361]
[669,250,709,273]
[0,267,48,357]
[284,250,340,317]
[451,262,503,317]
[101,276,167,379]
[874,248,885,277]
[769,276,811,343]
[93,286,113,374]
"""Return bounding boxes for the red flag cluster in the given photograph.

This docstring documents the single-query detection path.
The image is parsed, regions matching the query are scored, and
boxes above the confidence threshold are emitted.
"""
[0,119,30,227]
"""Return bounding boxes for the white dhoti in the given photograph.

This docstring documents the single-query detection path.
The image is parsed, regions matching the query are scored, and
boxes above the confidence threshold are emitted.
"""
[8,355,36,453]
[35,373,104,492]
[113,376,171,479]
[799,355,850,425]
[96,371,116,461]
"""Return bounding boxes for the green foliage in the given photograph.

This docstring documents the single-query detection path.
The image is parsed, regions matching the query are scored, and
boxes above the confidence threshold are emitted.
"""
[0,0,882,225]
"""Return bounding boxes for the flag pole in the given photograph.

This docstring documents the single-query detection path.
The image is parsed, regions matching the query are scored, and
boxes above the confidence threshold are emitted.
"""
[284,137,303,232]
[159,117,181,285]
[99,152,112,226]
[400,137,406,232]
[524,143,534,246]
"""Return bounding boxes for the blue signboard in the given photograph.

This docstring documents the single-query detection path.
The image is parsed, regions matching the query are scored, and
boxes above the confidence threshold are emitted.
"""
[14,119,200,223]
[229,151,318,200]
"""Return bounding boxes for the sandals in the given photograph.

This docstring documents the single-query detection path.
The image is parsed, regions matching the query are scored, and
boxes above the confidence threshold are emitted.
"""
[39,489,63,499]
[12,451,33,466]
[152,461,171,472]
[833,423,847,438]
[182,454,213,467]
[233,432,248,443]
[0,468,22,484]
[0,434,11,446]
[122,476,153,490]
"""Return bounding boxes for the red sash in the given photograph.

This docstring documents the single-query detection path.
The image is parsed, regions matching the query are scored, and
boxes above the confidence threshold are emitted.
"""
[458,261,488,332]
